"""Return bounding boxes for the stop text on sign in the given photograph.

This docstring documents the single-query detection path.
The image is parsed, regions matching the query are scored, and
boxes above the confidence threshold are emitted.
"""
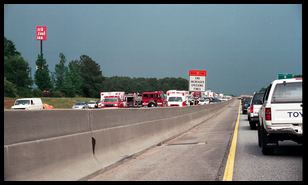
[36,26,47,40]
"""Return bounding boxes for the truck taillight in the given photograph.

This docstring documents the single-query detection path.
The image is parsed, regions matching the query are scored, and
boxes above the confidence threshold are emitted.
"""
[250,105,253,113]
[265,108,271,121]
[182,101,187,106]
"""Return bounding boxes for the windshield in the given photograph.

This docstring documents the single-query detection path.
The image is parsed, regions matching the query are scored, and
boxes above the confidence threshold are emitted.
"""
[15,100,30,105]
[243,98,251,104]
[272,82,302,103]
[168,97,183,102]
[252,93,264,105]
[104,98,118,102]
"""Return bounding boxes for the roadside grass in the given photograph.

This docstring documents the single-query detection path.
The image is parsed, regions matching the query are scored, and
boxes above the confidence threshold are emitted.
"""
[4,97,99,109]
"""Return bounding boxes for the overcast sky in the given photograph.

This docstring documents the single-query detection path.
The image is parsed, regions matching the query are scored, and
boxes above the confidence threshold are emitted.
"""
[4,4,302,96]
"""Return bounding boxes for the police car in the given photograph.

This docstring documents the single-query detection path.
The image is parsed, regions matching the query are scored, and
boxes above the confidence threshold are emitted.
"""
[258,77,302,155]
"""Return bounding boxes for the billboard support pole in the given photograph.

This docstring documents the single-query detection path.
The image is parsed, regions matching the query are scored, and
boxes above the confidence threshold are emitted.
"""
[40,40,43,56]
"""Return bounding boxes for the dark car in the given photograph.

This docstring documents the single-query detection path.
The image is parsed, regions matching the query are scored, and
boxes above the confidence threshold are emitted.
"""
[241,97,252,114]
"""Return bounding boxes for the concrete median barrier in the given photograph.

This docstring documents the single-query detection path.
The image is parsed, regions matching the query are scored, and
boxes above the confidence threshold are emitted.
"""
[4,99,235,180]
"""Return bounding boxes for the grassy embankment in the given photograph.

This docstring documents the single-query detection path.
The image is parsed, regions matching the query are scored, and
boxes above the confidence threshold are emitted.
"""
[4,97,98,109]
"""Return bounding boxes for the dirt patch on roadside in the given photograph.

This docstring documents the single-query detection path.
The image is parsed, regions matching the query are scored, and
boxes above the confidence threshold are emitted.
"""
[4,98,15,109]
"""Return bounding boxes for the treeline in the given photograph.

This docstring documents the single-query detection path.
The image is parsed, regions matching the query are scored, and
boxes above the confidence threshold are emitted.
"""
[4,37,188,98]
[103,76,188,94]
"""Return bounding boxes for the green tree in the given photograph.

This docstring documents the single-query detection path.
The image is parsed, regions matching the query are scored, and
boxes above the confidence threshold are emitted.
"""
[4,37,33,97]
[54,53,67,92]
[68,60,83,96]
[4,78,17,97]
[62,68,75,97]
[4,55,33,91]
[34,54,53,91]
[79,55,105,97]
[4,37,20,57]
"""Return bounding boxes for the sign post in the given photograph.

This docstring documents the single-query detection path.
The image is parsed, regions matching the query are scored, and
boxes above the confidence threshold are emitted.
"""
[189,70,207,92]
[36,26,47,56]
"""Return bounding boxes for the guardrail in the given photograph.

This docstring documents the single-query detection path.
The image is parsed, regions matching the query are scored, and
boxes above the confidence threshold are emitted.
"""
[4,99,234,180]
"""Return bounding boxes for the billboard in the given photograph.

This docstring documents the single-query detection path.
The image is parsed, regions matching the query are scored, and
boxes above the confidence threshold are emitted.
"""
[189,70,207,92]
[36,26,47,40]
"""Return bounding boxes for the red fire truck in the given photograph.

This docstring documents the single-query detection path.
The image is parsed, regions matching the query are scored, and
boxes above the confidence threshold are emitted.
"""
[141,91,166,107]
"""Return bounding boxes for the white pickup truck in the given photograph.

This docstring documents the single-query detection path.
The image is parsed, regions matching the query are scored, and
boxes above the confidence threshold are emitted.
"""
[258,77,302,155]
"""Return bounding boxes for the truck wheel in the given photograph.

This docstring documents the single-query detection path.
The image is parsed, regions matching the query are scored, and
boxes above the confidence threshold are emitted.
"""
[258,126,262,147]
[249,121,257,130]
[260,127,274,155]
[148,103,155,107]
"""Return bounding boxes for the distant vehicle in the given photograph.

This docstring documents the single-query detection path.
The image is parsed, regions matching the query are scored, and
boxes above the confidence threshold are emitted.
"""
[188,96,195,106]
[247,105,251,120]
[125,93,138,108]
[100,91,126,108]
[166,90,190,107]
[198,97,210,105]
[72,102,88,109]
[87,101,97,109]
[210,97,222,104]
[258,77,302,155]
[11,98,43,110]
[191,91,202,105]
[247,92,264,129]
[241,96,252,114]
[136,93,142,107]
[142,91,166,107]
[100,96,125,108]
[95,100,100,108]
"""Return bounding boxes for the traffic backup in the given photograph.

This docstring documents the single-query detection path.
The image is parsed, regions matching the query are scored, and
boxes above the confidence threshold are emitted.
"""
[257,77,302,155]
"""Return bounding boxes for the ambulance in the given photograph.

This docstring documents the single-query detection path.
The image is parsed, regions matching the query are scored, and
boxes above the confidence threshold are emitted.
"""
[166,90,190,107]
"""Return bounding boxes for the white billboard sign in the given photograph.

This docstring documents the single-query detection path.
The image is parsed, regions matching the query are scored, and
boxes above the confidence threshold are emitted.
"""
[189,70,207,92]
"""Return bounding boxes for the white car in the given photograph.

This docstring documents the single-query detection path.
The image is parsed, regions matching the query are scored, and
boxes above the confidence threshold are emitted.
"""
[198,97,210,105]
[87,101,97,109]
[72,102,88,109]
[258,77,302,155]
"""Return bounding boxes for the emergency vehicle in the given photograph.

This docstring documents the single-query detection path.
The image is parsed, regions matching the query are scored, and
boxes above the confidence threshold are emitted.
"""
[99,92,126,108]
[141,91,166,107]
[166,90,190,107]
[99,96,125,108]
[125,93,138,108]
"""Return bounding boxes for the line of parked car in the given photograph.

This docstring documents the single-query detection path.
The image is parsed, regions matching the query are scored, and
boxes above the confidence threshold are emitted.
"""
[240,76,302,155]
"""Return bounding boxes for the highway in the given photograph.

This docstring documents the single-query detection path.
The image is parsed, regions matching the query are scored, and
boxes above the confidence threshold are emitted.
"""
[4,99,302,181]
[88,100,303,181]
[88,100,239,181]
[233,113,303,181]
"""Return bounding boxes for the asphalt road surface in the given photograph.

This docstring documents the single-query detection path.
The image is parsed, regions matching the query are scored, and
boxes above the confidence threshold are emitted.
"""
[233,113,303,181]
[88,100,303,181]
[89,100,239,181]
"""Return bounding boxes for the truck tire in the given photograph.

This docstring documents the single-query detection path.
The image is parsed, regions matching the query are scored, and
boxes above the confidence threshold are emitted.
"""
[260,126,274,155]
[148,103,155,107]
[249,120,257,130]
[258,126,262,147]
